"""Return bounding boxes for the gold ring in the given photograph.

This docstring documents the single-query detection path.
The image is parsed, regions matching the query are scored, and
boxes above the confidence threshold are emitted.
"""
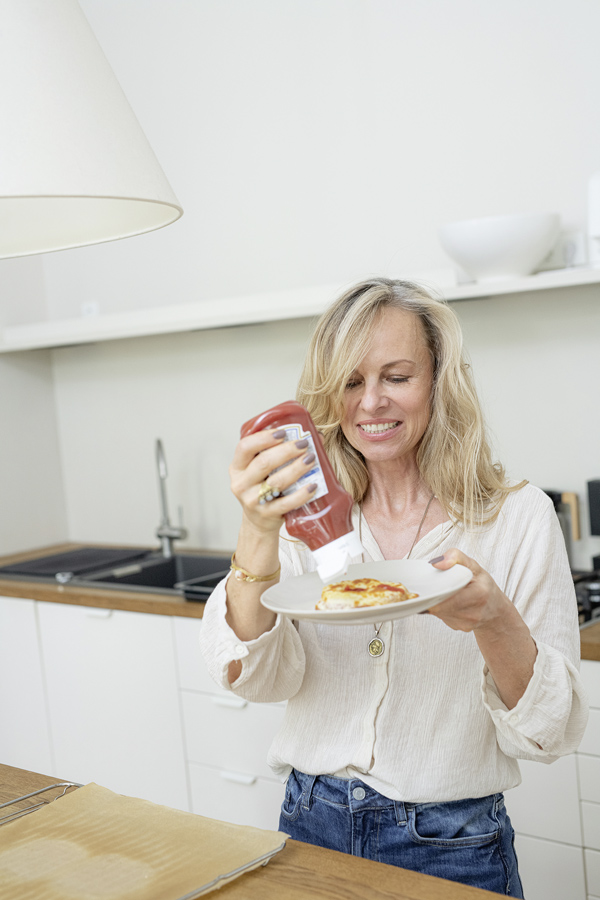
[258,480,281,504]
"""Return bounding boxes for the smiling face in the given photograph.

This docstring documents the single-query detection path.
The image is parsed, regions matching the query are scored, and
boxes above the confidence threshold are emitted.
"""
[340,306,434,467]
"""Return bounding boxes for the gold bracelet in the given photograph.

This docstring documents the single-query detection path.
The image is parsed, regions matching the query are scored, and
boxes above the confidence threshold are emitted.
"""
[230,552,281,583]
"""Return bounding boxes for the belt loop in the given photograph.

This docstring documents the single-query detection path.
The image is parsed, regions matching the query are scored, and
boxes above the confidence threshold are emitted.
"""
[394,800,407,825]
[301,774,318,810]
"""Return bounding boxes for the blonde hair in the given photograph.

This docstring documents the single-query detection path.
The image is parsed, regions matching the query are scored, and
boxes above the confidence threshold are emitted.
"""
[296,277,525,529]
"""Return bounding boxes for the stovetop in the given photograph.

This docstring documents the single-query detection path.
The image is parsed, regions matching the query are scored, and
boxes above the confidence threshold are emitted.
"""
[573,571,600,628]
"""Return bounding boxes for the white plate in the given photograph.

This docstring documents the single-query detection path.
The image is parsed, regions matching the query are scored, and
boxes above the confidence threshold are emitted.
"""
[261,559,473,625]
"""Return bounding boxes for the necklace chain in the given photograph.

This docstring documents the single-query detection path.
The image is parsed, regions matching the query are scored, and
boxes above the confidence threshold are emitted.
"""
[360,492,435,658]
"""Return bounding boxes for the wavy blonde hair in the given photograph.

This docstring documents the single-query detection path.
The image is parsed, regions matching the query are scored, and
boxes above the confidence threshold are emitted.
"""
[296,278,525,528]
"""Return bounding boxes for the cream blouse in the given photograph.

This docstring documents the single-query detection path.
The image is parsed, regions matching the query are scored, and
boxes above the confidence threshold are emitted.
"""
[199,484,588,803]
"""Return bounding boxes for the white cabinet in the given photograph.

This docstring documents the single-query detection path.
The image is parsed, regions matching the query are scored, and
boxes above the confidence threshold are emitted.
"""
[582,660,600,708]
[173,616,286,830]
[582,802,600,851]
[504,659,600,900]
[580,708,600,756]
[586,848,600,897]
[187,762,285,831]
[0,599,285,831]
[508,755,582,845]
[580,660,600,899]
[36,601,188,811]
[182,691,285,780]
[0,596,53,774]
[514,834,586,900]
[508,755,586,900]
[579,755,600,804]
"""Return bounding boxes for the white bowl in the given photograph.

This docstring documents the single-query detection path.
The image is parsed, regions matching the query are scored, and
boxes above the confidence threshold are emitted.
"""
[438,212,560,283]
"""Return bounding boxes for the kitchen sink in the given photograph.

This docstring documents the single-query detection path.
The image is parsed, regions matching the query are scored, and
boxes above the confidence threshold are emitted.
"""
[78,552,231,597]
[0,439,233,600]
[0,547,231,600]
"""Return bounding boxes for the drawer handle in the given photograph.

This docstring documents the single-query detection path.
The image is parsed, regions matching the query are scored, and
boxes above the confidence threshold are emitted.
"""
[219,771,256,786]
[210,695,248,710]
[85,608,113,619]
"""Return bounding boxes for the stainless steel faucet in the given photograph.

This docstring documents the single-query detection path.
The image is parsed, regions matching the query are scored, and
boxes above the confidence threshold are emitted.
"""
[155,439,188,558]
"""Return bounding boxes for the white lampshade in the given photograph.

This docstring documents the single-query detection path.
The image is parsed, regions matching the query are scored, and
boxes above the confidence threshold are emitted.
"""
[0,0,183,259]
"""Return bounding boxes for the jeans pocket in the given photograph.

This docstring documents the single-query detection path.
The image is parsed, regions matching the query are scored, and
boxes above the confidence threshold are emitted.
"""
[280,769,303,823]
[407,795,501,848]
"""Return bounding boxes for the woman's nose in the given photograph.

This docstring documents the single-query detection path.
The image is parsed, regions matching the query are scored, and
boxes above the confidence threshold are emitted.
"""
[360,381,388,413]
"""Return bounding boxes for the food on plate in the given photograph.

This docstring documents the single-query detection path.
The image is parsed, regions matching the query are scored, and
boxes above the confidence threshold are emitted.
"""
[316,577,418,610]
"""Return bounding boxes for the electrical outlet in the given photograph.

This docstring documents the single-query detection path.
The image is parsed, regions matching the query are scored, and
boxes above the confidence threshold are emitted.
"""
[537,230,587,271]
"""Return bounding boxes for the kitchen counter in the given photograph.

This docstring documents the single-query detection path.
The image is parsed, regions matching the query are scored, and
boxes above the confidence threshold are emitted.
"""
[580,620,600,661]
[0,542,209,618]
[0,764,503,899]
[1,542,599,659]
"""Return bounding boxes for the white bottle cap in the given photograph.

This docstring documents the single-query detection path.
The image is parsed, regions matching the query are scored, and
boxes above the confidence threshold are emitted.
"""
[311,528,364,583]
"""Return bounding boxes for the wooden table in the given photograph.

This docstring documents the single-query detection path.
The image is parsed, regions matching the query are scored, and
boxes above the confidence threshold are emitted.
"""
[0,764,501,900]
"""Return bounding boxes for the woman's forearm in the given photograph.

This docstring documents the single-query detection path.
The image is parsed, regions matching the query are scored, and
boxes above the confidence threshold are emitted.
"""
[225,518,280,682]
[475,599,538,710]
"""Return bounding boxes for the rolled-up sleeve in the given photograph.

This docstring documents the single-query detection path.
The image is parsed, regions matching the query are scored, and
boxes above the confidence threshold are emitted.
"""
[481,642,588,761]
[480,487,589,761]
[198,541,306,703]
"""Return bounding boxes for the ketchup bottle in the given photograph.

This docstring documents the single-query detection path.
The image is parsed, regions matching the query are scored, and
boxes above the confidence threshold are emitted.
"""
[241,400,363,582]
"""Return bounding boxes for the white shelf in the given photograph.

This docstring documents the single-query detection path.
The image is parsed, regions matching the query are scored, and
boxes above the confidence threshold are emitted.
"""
[443,264,600,301]
[2,266,600,353]
[0,283,342,353]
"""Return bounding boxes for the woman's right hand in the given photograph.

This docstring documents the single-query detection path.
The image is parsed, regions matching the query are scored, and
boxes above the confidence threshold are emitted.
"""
[225,427,317,666]
[229,427,318,534]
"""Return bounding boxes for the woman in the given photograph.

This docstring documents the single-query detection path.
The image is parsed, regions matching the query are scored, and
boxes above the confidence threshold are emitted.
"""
[199,278,587,896]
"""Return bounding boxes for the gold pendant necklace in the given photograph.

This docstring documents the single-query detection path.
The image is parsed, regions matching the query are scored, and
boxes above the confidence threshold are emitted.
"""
[362,492,435,659]
[368,628,385,658]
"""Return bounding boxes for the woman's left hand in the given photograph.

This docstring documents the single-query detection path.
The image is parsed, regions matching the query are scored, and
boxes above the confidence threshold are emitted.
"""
[427,548,510,634]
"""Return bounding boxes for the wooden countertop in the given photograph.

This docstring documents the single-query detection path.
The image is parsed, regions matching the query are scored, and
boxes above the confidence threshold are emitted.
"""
[0,542,221,618]
[580,620,600,661]
[0,764,502,900]
[1,542,599,659]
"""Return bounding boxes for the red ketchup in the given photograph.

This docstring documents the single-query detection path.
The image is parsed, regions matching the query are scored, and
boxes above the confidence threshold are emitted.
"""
[241,400,363,582]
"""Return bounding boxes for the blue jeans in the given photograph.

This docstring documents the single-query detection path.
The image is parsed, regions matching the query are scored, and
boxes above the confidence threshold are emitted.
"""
[279,769,524,897]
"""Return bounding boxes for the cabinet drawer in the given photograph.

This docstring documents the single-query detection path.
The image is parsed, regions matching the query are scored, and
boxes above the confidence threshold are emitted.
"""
[579,755,600,803]
[586,848,600,895]
[188,762,285,831]
[513,834,586,900]
[181,690,286,778]
[37,601,188,811]
[580,709,600,756]
[0,596,53,773]
[506,755,581,845]
[581,661,600,709]
[174,618,222,694]
[582,802,600,851]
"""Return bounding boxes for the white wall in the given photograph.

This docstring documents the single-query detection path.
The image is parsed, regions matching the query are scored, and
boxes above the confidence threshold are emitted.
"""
[1,0,600,569]
[0,349,67,554]
[51,316,314,551]
[456,283,600,569]
[50,283,600,570]
[34,0,600,318]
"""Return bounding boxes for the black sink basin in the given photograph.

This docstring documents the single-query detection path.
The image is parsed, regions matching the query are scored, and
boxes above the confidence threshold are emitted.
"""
[0,547,231,600]
[77,552,231,598]
[0,546,152,579]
